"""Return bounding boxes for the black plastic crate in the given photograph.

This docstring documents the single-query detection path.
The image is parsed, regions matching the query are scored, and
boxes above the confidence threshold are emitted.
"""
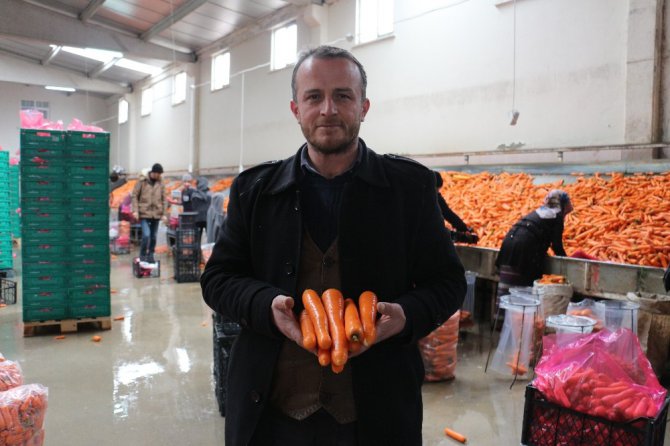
[212,313,239,417]
[178,212,198,229]
[175,227,199,247]
[0,278,16,305]
[173,255,200,283]
[521,385,669,446]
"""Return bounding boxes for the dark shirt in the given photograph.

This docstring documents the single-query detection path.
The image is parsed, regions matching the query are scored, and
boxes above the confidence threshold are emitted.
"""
[299,147,360,252]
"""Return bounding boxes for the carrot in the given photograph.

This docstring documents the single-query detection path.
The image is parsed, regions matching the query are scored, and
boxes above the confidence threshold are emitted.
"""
[359,291,378,347]
[302,289,332,350]
[344,298,363,343]
[331,362,345,374]
[348,340,362,353]
[91,335,102,342]
[299,310,317,350]
[318,348,331,366]
[444,427,467,443]
[322,289,348,367]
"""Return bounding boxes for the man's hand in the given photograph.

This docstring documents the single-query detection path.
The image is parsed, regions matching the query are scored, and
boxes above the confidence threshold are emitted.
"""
[374,302,406,343]
[271,295,302,344]
[132,212,139,221]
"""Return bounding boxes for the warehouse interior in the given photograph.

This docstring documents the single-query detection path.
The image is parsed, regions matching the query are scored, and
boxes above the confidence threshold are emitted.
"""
[1,0,670,445]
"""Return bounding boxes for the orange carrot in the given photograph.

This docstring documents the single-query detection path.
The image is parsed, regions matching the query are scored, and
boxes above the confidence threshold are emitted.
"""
[344,298,363,343]
[302,289,332,350]
[299,310,317,350]
[348,339,362,353]
[318,348,331,367]
[322,289,348,367]
[359,291,378,347]
[444,427,467,443]
[331,363,345,374]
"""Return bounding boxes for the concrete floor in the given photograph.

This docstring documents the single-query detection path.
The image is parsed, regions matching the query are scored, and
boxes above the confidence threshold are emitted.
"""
[0,250,666,445]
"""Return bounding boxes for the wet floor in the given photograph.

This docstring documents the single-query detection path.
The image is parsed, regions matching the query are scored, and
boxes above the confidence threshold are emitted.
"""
[0,251,667,445]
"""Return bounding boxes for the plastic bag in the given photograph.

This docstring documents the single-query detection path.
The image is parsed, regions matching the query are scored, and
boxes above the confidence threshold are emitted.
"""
[19,110,44,129]
[0,384,48,446]
[67,118,106,133]
[534,328,667,422]
[534,279,572,318]
[419,310,460,381]
[567,298,604,331]
[0,360,24,391]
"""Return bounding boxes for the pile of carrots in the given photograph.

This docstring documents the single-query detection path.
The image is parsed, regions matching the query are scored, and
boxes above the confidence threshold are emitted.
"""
[300,289,377,374]
[0,353,47,446]
[537,274,567,284]
[418,311,460,381]
[438,171,670,268]
[0,361,23,392]
[536,367,662,423]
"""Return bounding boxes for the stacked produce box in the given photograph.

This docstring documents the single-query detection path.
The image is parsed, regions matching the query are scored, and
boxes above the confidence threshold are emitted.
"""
[9,162,20,239]
[173,212,201,283]
[20,129,110,322]
[0,151,13,273]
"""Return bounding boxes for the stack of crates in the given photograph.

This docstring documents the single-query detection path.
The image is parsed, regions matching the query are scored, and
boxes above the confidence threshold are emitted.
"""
[9,162,20,239]
[0,151,12,273]
[20,129,110,322]
[173,212,200,283]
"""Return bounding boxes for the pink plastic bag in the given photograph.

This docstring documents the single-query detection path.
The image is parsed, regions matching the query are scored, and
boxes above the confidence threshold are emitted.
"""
[67,118,106,133]
[534,328,667,422]
[20,109,44,129]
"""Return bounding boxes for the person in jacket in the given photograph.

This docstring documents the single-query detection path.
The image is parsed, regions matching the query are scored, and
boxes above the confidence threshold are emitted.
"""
[434,170,478,243]
[201,45,466,446]
[206,192,227,244]
[132,163,167,263]
[495,189,573,296]
[182,176,211,248]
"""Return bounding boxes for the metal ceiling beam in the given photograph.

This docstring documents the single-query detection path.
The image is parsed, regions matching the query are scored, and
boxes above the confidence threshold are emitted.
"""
[140,0,208,41]
[88,56,121,78]
[0,51,129,95]
[41,45,61,65]
[79,0,106,23]
[0,0,196,62]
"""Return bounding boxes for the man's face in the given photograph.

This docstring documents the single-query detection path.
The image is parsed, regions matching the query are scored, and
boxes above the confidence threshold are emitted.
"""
[150,172,161,181]
[290,57,370,155]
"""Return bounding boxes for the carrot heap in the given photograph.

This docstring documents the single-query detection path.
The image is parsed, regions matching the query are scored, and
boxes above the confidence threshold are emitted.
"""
[300,289,378,374]
[0,384,48,446]
[0,361,23,392]
[437,171,670,268]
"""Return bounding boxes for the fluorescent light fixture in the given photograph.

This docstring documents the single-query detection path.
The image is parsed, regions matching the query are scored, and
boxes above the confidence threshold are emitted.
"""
[116,58,163,76]
[45,85,76,92]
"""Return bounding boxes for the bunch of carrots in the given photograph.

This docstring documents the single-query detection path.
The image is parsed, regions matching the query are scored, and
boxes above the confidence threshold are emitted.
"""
[418,311,460,381]
[536,367,662,423]
[538,274,567,284]
[0,384,47,446]
[437,171,670,268]
[300,289,377,374]
[0,361,23,392]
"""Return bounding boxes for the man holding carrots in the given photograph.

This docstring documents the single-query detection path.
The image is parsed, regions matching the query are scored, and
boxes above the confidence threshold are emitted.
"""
[201,45,466,446]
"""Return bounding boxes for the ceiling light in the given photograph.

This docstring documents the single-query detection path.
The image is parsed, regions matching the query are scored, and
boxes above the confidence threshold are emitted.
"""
[45,86,76,92]
[115,58,163,76]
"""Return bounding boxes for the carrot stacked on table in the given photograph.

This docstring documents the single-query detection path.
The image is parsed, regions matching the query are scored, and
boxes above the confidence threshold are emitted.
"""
[437,171,670,267]
[0,353,48,446]
[301,289,377,374]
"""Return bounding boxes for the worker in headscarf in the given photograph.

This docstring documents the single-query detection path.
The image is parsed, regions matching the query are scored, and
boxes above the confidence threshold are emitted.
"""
[495,190,573,297]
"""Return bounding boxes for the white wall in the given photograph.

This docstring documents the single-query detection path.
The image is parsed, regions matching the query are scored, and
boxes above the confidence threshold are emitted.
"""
[0,0,664,174]
[0,82,110,155]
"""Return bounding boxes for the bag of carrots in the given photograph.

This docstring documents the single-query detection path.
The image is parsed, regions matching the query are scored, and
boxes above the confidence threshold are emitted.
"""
[0,384,48,446]
[419,311,460,381]
[0,360,24,391]
[566,298,604,331]
[534,328,667,423]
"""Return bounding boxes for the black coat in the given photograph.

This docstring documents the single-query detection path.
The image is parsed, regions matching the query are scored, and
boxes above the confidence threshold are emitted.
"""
[201,141,466,446]
[496,210,567,282]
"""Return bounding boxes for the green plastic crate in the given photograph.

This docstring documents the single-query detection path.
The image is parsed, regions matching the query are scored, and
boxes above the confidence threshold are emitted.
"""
[21,146,67,160]
[68,178,108,194]
[22,274,68,291]
[23,289,67,306]
[22,163,66,178]
[67,164,108,178]
[20,129,66,147]
[21,179,65,196]
[67,131,109,147]
[22,243,68,261]
[67,300,110,318]
[70,210,108,224]
[22,227,68,244]
[22,261,67,276]
[70,241,108,256]
[23,303,67,322]
[69,269,109,286]
[22,210,68,227]
[21,196,65,210]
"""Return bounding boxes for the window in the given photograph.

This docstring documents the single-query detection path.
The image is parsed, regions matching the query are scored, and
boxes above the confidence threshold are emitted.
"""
[20,100,49,119]
[118,99,129,124]
[211,52,230,91]
[173,72,187,105]
[141,87,153,117]
[271,23,297,70]
[357,0,394,44]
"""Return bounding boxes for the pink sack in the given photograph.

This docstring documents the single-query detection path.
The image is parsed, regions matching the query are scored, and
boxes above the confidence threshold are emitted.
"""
[534,328,667,422]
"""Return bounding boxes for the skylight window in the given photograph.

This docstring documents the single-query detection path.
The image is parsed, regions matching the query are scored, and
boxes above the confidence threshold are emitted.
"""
[173,72,187,105]
[357,0,394,44]
[211,52,230,91]
[271,23,297,71]
[53,45,162,76]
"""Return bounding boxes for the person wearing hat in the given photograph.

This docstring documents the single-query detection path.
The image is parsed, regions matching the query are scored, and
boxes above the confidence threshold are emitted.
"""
[132,163,167,263]
[495,189,573,297]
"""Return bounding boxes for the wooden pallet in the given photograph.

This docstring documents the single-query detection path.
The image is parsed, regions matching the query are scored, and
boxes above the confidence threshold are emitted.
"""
[23,317,112,337]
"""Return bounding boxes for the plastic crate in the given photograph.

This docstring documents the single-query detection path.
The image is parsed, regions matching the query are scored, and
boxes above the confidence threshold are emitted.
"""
[110,238,131,255]
[21,179,66,196]
[68,299,110,318]
[173,254,200,283]
[22,228,68,244]
[0,278,16,304]
[67,130,110,148]
[68,178,108,194]
[178,212,198,229]
[20,129,66,146]
[22,273,67,291]
[521,385,670,446]
[176,227,199,246]
[23,304,67,322]
[67,164,108,178]
[21,146,67,159]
